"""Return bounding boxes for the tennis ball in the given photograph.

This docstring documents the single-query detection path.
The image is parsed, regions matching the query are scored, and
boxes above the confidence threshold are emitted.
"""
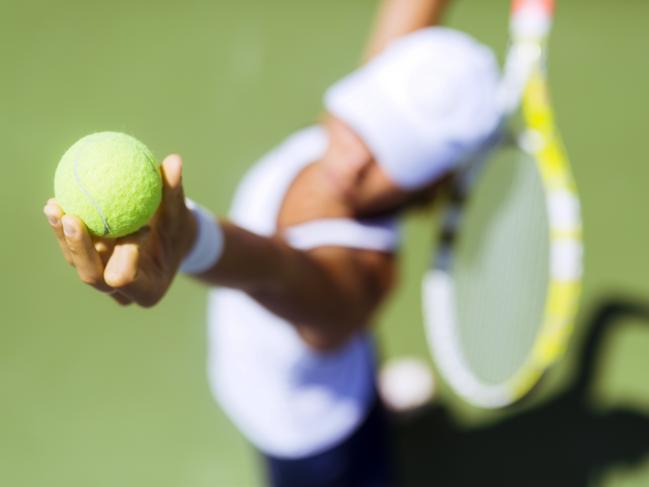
[54,132,162,238]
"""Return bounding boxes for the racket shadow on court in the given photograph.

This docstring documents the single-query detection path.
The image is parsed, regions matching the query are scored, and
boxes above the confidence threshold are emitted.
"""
[395,297,649,487]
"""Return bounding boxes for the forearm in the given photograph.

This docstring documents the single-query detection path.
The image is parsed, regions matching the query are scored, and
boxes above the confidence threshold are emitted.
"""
[365,0,450,59]
[187,218,393,348]
[194,221,289,294]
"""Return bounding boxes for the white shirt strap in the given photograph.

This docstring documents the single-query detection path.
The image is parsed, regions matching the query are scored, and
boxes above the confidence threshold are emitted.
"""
[283,218,399,252]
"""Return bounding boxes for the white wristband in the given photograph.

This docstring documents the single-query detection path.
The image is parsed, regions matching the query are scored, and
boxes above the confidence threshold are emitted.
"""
[180,199,224,275]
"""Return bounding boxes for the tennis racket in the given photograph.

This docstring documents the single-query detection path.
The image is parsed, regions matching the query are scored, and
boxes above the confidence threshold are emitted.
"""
[422,0,583,408]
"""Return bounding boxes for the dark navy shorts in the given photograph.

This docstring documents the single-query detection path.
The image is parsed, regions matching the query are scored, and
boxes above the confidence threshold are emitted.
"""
[261,397,394,487]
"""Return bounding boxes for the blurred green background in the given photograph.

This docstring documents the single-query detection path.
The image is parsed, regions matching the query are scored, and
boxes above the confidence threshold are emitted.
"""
[1,0,648,485]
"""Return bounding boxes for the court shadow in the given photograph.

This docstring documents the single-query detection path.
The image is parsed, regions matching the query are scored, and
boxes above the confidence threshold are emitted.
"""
[395,298,649,487]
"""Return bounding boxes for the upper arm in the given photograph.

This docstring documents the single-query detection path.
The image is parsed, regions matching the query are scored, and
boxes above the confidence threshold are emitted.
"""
[249,244,397,352]
[293,246,397,351]
[365,0,450,60]
[312,246,396,318]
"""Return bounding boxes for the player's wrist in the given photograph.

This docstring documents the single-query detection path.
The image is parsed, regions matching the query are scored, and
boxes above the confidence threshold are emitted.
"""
[179,198,225,275]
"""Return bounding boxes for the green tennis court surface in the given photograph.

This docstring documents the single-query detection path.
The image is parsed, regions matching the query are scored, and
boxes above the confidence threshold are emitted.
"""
[1,0,647,485]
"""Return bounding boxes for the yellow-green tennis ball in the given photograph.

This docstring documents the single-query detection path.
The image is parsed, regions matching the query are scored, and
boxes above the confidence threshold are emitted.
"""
[55,132,162,238]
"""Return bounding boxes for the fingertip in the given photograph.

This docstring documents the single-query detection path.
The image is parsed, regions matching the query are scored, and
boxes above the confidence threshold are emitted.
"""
[104,269,125,289]
[45,199,66,218]
[104,267,137,289]
[104,263,134,289]
[163,154,183,174]
[161,154,183,189]
[44,204,62,227]
[61,214,83,239]
[104,244,139,288]
[94,239,112,254]
[44,199,61,213]
[164,153,182,166]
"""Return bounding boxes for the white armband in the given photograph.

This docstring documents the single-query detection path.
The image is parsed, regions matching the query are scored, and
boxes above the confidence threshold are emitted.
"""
[180,199,225,275]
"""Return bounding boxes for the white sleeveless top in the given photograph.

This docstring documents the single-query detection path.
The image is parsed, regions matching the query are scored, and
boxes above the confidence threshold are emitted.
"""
[206,127,399,459]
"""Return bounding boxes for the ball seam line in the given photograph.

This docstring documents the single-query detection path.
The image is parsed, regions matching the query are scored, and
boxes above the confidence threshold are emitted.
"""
[73,155,111,236]
[143,151,158,175]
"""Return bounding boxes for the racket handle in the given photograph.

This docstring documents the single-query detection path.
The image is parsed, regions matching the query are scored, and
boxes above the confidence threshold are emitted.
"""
[511,0,555,40]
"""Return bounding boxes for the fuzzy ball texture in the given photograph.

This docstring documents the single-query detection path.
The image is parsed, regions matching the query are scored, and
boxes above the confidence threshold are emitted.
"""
[55,132,162,238]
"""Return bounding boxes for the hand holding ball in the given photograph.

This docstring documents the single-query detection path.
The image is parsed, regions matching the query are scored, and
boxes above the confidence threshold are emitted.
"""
[55,132,162,238]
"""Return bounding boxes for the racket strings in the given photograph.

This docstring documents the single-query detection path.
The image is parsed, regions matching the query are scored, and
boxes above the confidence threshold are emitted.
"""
[454,148,549,384]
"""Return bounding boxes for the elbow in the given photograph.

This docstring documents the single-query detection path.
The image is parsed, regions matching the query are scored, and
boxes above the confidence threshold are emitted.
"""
[296,311,370,353]
[297,286,392,353]
[297,327,357,353]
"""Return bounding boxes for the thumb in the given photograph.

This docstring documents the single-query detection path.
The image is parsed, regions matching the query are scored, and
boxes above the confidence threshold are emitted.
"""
[161,154,183,194]
[156,154,189,238]
[160,154,186,214]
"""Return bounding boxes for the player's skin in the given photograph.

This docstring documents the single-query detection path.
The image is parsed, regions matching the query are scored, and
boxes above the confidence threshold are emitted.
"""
[43,0,450,351]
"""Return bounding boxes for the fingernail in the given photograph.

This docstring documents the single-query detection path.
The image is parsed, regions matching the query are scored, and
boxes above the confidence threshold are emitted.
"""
[62,219,76,237]
[46,213,58,227]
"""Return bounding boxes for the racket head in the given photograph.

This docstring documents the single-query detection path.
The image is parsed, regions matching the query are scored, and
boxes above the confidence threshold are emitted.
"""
[423,63,582,408]
[424,130,580,408]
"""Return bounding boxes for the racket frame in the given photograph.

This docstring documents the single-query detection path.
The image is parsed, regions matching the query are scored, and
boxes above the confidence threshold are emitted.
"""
[422,0,583,408]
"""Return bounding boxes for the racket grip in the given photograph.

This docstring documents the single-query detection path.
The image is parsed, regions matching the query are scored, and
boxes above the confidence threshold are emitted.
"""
[511,0,555,39]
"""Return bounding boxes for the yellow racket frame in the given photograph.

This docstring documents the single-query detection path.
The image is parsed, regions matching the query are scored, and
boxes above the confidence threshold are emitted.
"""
[508,67,583,399]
